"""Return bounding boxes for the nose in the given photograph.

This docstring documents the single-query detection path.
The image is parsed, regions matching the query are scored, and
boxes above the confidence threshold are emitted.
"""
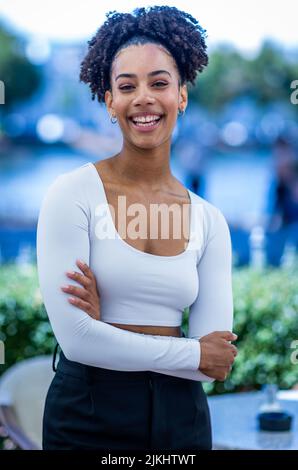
[132,84,156,107]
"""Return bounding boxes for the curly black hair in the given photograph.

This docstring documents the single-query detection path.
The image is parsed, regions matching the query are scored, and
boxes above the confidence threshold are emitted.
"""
[79,5,208,103]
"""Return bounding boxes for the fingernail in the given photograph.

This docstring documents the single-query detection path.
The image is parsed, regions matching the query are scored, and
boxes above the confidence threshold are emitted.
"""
[68,297,76,302]
[77,259,85,265]
[61,285,69,290]
[233,334,238,339]
[66,271,75,275]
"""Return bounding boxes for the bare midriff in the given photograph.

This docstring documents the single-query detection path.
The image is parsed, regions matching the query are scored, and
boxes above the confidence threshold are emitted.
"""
[106,322,182,337]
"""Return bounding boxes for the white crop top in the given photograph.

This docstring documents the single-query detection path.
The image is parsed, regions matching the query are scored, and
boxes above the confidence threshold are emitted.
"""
[36,162,234,382]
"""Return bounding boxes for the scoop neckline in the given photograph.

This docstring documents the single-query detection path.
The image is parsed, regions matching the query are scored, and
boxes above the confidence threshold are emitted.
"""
[87,161,194,260]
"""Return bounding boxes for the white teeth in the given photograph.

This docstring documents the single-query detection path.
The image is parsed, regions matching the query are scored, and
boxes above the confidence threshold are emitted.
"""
[132,115,161,123]
[133,120,159,127]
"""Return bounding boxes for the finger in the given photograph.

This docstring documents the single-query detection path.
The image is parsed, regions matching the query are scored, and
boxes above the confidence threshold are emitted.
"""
[65,270,91,288]
[220,331,238,341]
[76,260,102,295]
[217,367,229,381]
[227,343,238,354]
[68,297,96,318]
[61,284,89,300]
[76,259,93,279]
[222,365,232,378]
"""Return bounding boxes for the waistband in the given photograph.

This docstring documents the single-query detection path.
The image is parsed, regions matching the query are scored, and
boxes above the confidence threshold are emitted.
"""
[56,350,182,383]
[56,350,147,381]
[54,332,186,383]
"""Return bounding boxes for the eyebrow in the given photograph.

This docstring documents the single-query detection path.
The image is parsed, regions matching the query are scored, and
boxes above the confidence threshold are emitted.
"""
[115,70,171,81]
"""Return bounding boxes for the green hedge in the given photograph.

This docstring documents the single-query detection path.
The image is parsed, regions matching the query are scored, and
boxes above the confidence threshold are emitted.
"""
[0,263,55,373]
[184,263,298,395]
[1,262,298,397]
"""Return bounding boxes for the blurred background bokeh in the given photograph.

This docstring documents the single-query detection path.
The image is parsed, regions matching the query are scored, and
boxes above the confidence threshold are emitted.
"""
[0,0,297,450]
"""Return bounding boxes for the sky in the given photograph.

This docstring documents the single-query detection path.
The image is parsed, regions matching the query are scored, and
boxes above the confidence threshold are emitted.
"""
[0,0,297,53]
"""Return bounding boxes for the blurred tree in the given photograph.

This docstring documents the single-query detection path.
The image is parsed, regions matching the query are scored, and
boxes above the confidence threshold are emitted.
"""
[189,40,298,113]
[246,40,298,106]
[0,23,42,111]
[189,44,248,110]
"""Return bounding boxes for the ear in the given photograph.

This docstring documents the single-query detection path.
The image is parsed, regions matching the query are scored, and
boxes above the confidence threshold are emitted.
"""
[179,83,188,111]
[105,89,114,116]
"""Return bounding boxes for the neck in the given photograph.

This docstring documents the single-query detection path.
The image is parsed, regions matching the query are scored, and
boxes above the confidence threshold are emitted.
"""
[112,142,173,190]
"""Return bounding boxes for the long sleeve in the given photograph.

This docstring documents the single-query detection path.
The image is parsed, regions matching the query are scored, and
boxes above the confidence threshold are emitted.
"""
[36,173,201,373]
[150,205,234,382]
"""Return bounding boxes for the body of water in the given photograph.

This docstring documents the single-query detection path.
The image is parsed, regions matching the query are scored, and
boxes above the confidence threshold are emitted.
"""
[0,145,293,266]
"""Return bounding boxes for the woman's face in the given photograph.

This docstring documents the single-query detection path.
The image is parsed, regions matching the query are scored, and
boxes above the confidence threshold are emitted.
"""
[105,43,187,149]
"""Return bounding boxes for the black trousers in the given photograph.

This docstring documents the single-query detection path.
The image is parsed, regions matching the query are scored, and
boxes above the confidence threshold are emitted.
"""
[42,341,212,451]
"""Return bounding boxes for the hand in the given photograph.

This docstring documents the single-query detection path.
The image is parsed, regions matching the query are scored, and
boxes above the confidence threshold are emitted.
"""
[198,331,238,382]
[60,259,101,320]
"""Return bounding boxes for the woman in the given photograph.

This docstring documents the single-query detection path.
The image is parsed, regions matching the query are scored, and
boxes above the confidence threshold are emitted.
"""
[36,5,238,451]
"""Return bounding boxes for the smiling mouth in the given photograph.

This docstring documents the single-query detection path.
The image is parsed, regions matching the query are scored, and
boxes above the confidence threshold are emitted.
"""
[128,115,164,131]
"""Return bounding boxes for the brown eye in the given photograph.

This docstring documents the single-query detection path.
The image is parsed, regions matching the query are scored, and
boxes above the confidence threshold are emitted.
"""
[119,81,167,91]
[119,85,133,91]
[154,81,167,87]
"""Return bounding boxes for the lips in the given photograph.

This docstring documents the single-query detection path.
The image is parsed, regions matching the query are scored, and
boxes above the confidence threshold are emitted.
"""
[128,115,164,133]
